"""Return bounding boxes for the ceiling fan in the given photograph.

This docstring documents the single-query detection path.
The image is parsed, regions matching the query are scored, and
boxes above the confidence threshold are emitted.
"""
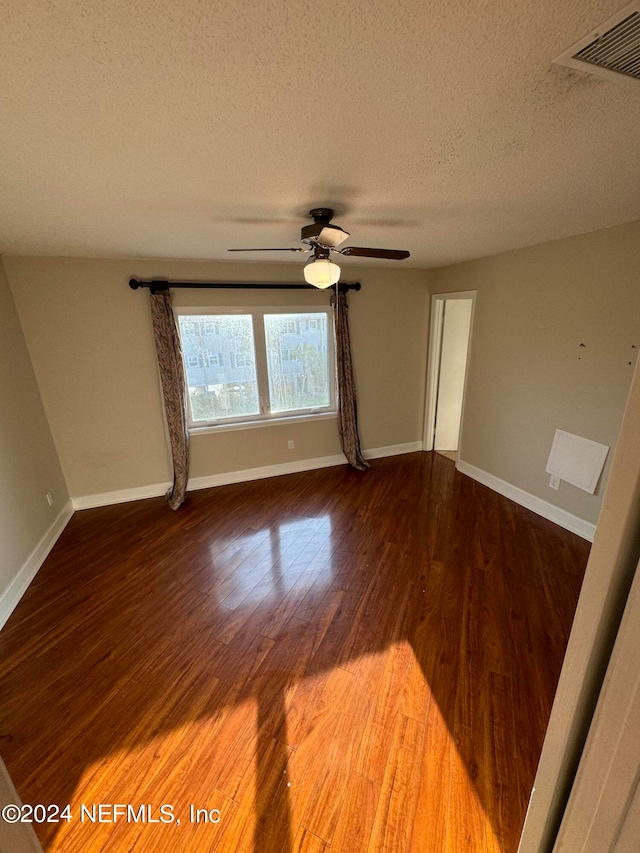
[228,208,410,288]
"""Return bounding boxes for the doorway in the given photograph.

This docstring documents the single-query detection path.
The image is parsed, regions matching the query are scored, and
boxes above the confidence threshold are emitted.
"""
[423,291,476,461]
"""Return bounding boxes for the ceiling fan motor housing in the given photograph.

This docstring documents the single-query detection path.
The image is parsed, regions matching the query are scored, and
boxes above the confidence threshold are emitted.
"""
[300,222,350,248]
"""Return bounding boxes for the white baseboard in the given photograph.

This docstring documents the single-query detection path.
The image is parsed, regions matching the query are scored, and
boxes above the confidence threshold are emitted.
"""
[0,501,74,632]
[72,482,170,510]
[72,442,425,509]
[187,441,424,492]
[456,459,596,542]
[363,441,424,460]
[187,453,346,493]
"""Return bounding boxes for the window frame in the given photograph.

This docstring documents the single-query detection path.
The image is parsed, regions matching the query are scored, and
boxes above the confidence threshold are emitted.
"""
[175,305,336,432]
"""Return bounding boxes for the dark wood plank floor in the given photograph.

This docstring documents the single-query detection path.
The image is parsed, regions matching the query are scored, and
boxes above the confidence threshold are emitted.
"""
[0,452,589,852]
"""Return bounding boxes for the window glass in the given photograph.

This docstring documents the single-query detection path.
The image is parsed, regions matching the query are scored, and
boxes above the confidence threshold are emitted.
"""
[178,314,259,422]
[264,313,330,413]
[177,308,333,427]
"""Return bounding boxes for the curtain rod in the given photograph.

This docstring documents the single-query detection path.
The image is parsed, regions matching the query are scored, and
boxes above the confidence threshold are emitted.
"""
[129,279,361,294]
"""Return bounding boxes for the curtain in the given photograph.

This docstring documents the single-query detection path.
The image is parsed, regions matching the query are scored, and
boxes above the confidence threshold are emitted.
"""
[331,290,369,471]
[150,290,190,509]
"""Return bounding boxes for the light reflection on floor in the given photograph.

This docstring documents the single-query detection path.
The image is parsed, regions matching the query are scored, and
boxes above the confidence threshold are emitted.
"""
[206,514,334,606]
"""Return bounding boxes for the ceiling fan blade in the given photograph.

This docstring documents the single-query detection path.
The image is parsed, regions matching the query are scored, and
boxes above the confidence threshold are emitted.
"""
[227,247,307,252]
[338,247,410,260]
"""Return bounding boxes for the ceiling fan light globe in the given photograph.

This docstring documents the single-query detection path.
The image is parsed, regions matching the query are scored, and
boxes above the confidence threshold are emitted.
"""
[303,257,340,289]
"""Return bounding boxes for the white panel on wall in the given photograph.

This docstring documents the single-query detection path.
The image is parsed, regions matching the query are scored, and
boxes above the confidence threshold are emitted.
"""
[545,429,609,494]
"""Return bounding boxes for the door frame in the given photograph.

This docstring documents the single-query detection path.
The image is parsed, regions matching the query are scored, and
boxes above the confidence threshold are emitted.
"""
[423,290,476,454]
[553,555,640,850]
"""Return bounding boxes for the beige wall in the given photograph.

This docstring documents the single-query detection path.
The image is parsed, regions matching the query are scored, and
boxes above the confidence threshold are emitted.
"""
[431,219,640,525]
[0,259,68,598]
[4,257,430,500]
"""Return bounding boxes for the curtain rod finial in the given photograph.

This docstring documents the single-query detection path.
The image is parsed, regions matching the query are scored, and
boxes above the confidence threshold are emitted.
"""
[129,279,140,290]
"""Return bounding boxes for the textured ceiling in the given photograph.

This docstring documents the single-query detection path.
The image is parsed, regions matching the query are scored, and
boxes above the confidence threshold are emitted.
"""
[1,0,639,267]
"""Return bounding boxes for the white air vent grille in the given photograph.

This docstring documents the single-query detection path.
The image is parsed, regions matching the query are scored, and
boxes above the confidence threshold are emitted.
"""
[554,3,640,86]
[576,11,640,78]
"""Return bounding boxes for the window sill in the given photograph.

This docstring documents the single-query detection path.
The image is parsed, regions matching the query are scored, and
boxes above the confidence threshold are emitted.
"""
[189,410,338,436]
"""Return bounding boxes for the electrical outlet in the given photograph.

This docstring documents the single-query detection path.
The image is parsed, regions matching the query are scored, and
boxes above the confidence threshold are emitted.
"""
[288,440,294,450]
[549,475,560,491]
[46,492,54,506]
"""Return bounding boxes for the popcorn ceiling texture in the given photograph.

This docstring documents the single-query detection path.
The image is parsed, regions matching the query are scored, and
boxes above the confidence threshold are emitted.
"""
[0,0,638,266]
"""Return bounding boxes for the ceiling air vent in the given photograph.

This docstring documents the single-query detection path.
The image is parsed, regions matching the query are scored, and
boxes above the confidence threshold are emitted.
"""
[554,2,640,86]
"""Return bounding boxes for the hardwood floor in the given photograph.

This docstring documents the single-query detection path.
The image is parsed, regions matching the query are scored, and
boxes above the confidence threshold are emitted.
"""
[0,452,589,852]
[434,451,457,462]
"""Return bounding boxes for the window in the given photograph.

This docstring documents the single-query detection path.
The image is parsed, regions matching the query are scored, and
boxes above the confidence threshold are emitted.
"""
[201,352,223,367]
[231,352,254,368]
[176,309,334,427]
[299,318,321,332]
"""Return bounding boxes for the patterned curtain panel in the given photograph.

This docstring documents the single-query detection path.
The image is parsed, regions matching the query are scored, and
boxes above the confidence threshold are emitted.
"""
[331,291,369,471]
[149,290,190,509]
